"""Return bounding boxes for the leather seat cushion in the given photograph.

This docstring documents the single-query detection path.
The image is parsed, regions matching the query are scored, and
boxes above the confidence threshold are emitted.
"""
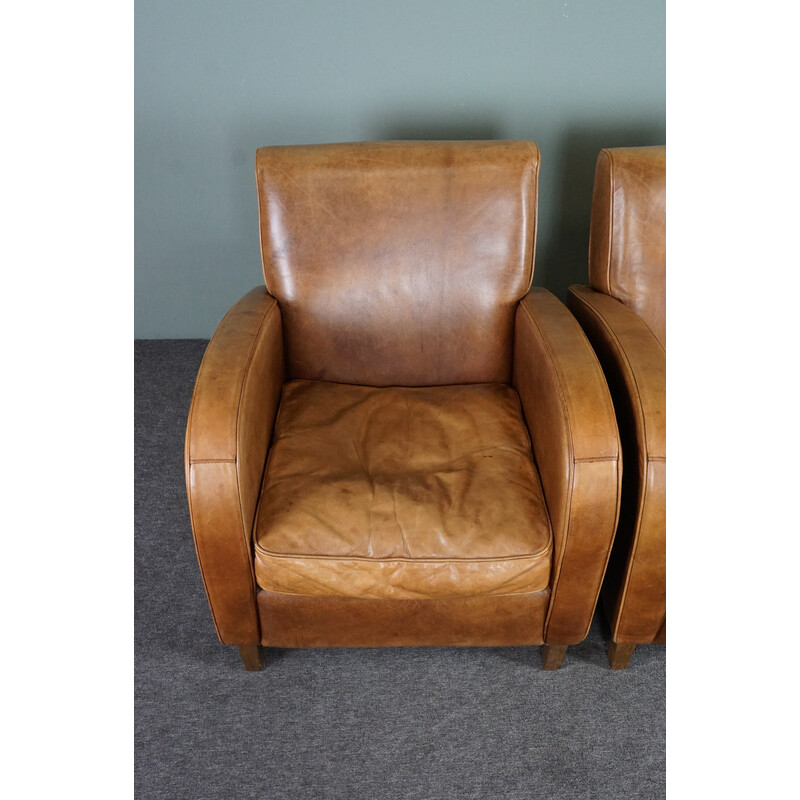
[254,380,553,599]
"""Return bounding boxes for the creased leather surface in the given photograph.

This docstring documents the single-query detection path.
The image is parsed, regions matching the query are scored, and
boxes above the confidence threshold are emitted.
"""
[255,140,539,386]
[257,589,550,647]
[254,380,552,599]
[567,285,665,644]
[513,288,621,645]
[185,287,284,645]
[588,146,666,348]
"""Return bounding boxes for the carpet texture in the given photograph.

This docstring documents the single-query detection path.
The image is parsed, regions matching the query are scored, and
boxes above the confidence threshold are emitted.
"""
[134,339,665,800]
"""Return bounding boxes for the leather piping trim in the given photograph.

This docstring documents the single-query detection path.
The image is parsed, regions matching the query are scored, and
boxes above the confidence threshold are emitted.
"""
[258,587,549,599]
[604,149,615,297]
[254,548,552,563]
[588,149,614,296]
[518,301,620,641]
[523,143,541,294]
[569,288,664,641]
[255,156,271,293]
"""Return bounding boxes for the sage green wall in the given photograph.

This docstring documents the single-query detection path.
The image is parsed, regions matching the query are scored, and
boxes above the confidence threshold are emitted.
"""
[135,0,665,338]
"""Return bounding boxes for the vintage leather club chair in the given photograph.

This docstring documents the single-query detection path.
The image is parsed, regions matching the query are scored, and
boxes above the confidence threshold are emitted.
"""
[185,141,622,671]
[567,146,666,669]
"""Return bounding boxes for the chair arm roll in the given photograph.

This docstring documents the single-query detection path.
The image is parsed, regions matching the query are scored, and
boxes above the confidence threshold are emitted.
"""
[185,286,285,644]
[513,288,621,644]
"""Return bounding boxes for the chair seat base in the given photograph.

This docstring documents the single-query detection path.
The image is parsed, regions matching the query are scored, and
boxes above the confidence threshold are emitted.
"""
[254,380,553,601]
[256,588,549,648]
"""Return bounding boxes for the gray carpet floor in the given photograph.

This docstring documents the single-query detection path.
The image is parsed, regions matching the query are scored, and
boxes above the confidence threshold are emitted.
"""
[134,339,666,800]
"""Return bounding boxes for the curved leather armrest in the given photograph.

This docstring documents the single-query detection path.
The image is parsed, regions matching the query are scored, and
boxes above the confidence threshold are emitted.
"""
[513,288,621,644]
[185,287,284,645]
[566,285,665,643]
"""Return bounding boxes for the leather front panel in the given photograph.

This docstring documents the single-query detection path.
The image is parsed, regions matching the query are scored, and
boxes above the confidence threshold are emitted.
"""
[256,140,539,385]
[257,589,550,647]
[588,146,666,348]
[253,380,552,599]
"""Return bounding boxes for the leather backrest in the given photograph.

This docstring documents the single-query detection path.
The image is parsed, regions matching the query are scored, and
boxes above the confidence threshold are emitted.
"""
[255,141,539,386]
[588,146,666,348]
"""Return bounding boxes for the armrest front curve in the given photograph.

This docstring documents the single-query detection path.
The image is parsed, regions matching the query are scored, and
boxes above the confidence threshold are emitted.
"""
[185,286,284,645]
[513,289,621,644]
[566,285,665,643]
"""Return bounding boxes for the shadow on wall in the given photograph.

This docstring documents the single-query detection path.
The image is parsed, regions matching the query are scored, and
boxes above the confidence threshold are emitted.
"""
[534,123,666,301]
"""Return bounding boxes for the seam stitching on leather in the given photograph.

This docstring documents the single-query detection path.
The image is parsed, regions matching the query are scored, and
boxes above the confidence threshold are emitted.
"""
[602,150,614,295]
[525,147,540,294]
[257,587,551,600]
[253,547,553,564]
[606,150,614,295]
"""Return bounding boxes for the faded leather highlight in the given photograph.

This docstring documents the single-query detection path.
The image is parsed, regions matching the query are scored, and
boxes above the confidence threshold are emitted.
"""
[185,287,285,645]
[254,380,552,599]
[255,140,539,386]
[513,289,622,645]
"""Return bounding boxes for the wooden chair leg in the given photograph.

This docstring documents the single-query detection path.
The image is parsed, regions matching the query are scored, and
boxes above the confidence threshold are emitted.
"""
[608,641,635,670]
[541,644,568,670]
[237,644,262,671]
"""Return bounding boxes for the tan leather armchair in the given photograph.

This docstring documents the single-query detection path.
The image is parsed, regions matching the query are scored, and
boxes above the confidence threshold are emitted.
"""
[185,141,621,671]
[567,146,666,669]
